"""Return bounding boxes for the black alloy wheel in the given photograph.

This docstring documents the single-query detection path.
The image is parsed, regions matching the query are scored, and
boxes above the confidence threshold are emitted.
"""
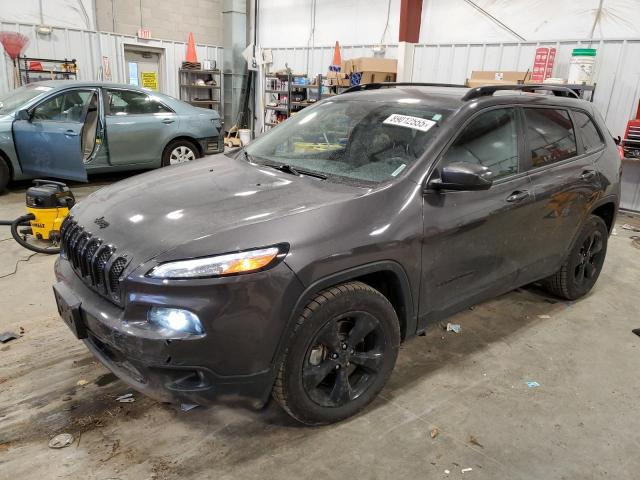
[544,215,609,300]
[273,281,400,425]
[574,229,604,286]
[303,311,386,408]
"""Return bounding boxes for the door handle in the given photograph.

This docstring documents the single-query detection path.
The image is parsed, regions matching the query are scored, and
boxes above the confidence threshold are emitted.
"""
[161,118,175,124]
[64,130,79,137]
[580,169,597,181]
[506,190,530,203]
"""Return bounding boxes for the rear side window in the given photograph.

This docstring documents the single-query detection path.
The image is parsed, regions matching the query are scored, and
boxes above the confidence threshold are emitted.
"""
[106,89,172,115]
[573,111,604,152]
[441,108,518,180]
[524,108,577,168]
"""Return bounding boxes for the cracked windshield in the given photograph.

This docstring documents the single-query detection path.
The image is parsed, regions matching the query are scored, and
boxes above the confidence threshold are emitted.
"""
[246,99,445,184]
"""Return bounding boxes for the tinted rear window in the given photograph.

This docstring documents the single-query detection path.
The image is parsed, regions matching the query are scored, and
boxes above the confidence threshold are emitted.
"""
[573,111,604,152]
[524,108,577,168]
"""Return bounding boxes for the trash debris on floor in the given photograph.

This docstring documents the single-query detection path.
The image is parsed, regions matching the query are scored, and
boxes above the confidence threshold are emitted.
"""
[461,467,473,473]
[537,314,551,319]
[632,328,640,337]
[527,381,541,388]
[444,469,450,475]
[48,433,74,449]
[468,434,484,448]
[0,331,19,343]
[181,403,200,412]
[446,323,461,333]
[76,379,89,386]
[621,224,640,232]
[116,393,135,403]
[430,428,439,439]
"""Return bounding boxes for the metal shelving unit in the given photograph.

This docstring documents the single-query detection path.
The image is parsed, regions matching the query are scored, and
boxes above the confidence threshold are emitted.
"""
[179,68,224,115]
[18,56,77,85]
[262,73,350,130]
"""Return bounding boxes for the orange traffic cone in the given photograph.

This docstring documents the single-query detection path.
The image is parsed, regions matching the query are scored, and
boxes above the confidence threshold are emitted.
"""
[186,32,198,63]
[330,41,342,71]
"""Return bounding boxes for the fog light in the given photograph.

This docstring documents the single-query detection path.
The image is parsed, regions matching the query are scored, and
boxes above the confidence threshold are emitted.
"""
[147,307,204,335]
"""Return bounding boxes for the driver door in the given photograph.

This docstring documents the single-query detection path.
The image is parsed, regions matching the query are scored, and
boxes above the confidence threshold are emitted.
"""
[12,88,98,181]
[419,106,537,326]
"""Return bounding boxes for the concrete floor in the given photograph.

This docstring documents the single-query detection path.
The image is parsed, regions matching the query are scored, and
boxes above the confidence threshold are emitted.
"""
[1,177,640,480]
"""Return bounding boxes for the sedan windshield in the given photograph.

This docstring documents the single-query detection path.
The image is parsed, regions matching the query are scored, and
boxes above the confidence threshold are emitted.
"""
[246,99,446,184]
[0,84,53,114]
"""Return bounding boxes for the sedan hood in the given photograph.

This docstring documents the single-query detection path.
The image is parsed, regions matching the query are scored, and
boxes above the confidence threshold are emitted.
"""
[70,154,366,265]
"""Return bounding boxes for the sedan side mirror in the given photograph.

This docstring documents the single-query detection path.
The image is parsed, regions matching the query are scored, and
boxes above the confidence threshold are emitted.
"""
[15,109,31,121]
[428,162,493,191]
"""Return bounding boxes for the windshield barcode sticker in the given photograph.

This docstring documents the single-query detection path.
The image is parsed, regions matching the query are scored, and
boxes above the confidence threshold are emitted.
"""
[383,114,436,132]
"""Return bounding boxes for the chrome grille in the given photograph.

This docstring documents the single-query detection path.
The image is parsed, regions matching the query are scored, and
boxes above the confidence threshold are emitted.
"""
[60,217,129,305]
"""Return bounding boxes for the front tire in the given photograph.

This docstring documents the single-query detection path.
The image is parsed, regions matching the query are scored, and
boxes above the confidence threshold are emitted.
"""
[273,281,400,425]
[543,215,609,300]
[0,158,9,192]
[161,139,200,167]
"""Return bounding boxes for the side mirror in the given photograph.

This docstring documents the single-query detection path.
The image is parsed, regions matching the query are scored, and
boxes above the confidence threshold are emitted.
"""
[427,162,493,191]
[15,109,31,121]
[614,135,621,146]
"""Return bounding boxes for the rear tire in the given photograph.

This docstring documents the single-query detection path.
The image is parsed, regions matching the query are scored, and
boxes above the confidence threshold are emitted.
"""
[0,158,9,192]
[161,139,200,167]
[273,281,400,425]
[543,215,609,300]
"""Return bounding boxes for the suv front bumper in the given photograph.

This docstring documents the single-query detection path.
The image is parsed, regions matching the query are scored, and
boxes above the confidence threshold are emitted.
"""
[53,256,304,407]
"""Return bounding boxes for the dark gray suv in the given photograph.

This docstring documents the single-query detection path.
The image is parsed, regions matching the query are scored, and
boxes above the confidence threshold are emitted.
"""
[53,84,621,425]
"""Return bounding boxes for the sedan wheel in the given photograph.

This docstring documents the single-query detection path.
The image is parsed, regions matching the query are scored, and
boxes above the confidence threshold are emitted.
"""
[169,145,196,164]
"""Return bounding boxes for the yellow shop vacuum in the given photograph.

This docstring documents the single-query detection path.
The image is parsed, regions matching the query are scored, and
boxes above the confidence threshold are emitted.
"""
[1,180,74,254]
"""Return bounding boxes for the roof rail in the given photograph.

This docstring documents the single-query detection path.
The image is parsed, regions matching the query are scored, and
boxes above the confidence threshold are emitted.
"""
[341,82,468,94]
[462,84,580,101]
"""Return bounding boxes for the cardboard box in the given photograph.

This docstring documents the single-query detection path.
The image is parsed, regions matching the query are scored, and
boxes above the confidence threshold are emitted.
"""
[353,71,396,85]
[343,57,397,74]
[466,70,532,88]
[325,71,350,87]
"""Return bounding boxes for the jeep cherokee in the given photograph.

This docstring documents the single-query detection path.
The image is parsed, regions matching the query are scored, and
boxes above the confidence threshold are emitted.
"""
[53,83,620,425]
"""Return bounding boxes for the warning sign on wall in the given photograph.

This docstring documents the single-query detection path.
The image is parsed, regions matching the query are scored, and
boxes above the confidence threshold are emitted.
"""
[141,71,158,90]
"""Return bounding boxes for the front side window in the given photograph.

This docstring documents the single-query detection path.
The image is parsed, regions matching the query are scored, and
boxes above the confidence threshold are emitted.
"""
[524,108,577,168]
[245,100,446,184]
[32,90,93,123]
[106,89,172,115]
[440,108,518,180]
[573,111,604,153]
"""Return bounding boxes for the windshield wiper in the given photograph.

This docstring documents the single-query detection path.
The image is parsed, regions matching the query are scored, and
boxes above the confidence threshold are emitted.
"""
[242,150,255,163]
[266,164,327,180]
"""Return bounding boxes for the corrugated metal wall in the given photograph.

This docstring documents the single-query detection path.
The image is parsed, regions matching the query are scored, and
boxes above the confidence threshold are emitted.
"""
[267,39,640,138]
[0,22,223,99]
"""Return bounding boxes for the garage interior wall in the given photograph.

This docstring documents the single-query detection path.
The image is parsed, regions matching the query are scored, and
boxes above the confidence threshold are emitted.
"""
[0,0,96,30]
[0,21,223,99]
[94,0,223,46]
[258,0,640,138]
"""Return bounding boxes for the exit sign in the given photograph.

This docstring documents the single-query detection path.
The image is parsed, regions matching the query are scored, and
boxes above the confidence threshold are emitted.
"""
[137,28,151,39]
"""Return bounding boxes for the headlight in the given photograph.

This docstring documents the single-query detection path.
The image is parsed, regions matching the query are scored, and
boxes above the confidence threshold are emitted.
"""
[147,245,286,279]
[148,307,203,335]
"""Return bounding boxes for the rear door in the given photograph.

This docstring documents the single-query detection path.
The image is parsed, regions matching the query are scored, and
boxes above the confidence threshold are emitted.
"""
[12,88,96,181]
[518,106,602,283]
[104,88,178,165]
[420,106,537,325]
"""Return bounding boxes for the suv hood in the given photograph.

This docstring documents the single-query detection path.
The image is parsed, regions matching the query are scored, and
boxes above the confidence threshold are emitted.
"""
[70,154,366,265]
